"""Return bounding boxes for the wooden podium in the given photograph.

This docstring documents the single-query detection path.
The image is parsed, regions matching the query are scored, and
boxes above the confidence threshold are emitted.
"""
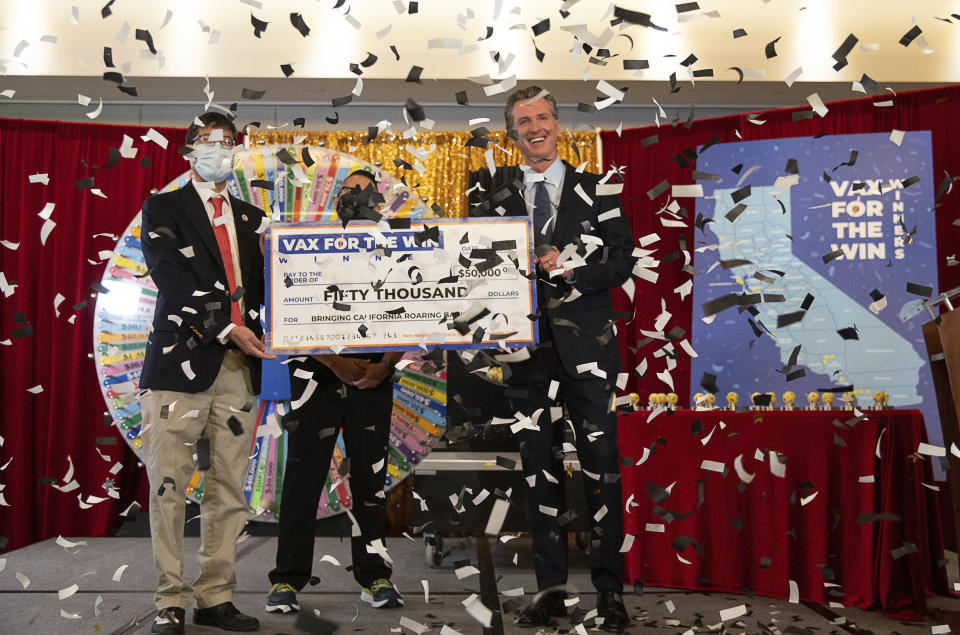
[921,300,960,553]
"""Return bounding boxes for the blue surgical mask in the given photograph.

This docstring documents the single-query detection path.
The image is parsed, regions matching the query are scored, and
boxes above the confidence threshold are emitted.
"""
[191,143,236,183]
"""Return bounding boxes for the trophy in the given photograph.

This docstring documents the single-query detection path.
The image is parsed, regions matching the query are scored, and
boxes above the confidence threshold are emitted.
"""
[666,393,679,411]
[806,392,819,410]
[782,391,795,410]
[693,392,705,409]
[873,391,889,409]
[821,392,834,410]
[842,391,857,410]
[705,393,716,409]
[726,392,738,411]
[766,392,777,410]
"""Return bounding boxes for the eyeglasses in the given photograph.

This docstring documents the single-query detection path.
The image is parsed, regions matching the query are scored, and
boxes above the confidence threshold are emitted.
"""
[192,134,236,148]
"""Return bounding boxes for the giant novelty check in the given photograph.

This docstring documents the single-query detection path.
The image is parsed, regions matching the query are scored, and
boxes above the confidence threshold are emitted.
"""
[264,217,538,354]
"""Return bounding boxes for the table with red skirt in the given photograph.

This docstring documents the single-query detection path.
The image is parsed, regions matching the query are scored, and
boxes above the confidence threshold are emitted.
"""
[615,408,949,620]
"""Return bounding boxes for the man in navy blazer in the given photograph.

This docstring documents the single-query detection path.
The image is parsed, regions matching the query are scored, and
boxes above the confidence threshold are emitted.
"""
[139,112,274,634]
[474,86,636,632]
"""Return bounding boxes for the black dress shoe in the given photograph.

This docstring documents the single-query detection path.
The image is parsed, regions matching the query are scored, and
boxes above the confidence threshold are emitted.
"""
[151,607,185,635]
[515,591,567,627]
[193,601,260,631]
[597,591,630,633]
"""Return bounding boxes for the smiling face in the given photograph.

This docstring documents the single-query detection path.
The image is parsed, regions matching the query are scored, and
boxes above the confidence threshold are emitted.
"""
[510,97,559,172]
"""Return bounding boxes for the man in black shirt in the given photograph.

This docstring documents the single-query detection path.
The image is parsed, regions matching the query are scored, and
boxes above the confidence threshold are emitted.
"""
[266,170,404,613]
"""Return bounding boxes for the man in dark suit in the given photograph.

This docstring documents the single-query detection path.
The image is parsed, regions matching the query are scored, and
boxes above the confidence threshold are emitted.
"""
[139,112,275,634]
[474,86,635,632]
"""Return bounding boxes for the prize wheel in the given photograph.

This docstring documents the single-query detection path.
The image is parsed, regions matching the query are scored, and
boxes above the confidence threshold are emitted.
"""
[94,144,447,521]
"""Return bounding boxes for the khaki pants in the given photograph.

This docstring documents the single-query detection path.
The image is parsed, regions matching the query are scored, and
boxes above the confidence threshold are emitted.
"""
[141,349,257,610]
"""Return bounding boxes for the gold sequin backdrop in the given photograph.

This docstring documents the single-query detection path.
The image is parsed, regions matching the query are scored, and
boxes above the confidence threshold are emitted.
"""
[248,130,599,218]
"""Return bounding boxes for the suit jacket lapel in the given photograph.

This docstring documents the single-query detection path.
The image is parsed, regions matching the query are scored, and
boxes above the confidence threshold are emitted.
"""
[553,162,581,244]
[230,195,254,288]
[182,182,224,273]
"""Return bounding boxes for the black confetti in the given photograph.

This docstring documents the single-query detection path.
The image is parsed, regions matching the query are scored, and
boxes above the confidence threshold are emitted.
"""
[135,29,157,55]
[406,65,423,84]
[822,249,844,264]
[832,33,858,70]
[227,416,244,436]
[290,12,311,37]
[613,6,668,31]
[899,25,922,47]
[906,282,933,297]
[251,13,268,38]
[764,36,781,59]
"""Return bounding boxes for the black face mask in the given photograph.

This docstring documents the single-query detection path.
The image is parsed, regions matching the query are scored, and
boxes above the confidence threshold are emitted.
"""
[335,183,385,228]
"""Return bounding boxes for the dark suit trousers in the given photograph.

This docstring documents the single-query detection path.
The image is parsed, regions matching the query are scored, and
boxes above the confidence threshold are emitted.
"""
[269,386,393,590]
[508,344,624,593]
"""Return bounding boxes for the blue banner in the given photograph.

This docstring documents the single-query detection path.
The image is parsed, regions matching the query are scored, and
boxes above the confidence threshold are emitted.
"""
[690,132,939,446]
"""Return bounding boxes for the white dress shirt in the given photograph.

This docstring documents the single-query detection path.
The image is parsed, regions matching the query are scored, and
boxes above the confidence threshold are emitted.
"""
[194,183,245,341]
[522,157,565,240]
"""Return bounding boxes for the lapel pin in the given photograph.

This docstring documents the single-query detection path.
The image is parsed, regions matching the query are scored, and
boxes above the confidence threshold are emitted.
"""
[241,214,248,222]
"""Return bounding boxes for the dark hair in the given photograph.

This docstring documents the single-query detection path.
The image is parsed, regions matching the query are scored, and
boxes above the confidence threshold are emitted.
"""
[345,169,377,184]
[504,85,559,133]
[185,112,238,145]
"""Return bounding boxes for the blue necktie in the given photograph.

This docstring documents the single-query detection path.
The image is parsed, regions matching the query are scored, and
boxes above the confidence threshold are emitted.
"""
[533,180,551,245]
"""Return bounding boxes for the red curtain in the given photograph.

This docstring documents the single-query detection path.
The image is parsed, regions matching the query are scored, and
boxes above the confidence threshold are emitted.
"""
[604,84,960,403]
[0,118,188,551]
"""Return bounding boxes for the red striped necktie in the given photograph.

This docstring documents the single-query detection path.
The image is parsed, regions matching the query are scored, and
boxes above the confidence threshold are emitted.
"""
[210,196,242,327]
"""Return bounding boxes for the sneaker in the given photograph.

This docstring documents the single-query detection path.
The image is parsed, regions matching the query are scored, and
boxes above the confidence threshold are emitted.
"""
[265,582,300,613]
[360,579,404,608]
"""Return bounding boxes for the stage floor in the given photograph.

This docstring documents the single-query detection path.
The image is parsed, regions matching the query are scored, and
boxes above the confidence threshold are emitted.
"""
[1,534,958,634]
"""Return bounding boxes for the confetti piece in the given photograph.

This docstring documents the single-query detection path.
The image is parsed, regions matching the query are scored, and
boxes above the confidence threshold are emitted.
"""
[788,579,799,603]
[55,536,86,551]
[463,594,493,627]
[399,616,428,633]
[719,604,747,621]
[140,128,168,149]
[807,93,828,117]
[59,583,79,600]
[112,564,128,581]
[918,442,946,457]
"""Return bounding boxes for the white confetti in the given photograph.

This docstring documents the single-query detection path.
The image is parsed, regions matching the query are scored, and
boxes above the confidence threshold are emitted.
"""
[59,583,79,600]
[112,564,128,582]
[141,128,169,149]
[719,604,747,621]
[56,536,87,550]
[806,92,829,117]
[917,442,946,457]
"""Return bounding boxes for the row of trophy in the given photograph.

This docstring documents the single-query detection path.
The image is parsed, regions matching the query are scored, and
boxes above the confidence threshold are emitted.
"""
[640,391,891,411]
